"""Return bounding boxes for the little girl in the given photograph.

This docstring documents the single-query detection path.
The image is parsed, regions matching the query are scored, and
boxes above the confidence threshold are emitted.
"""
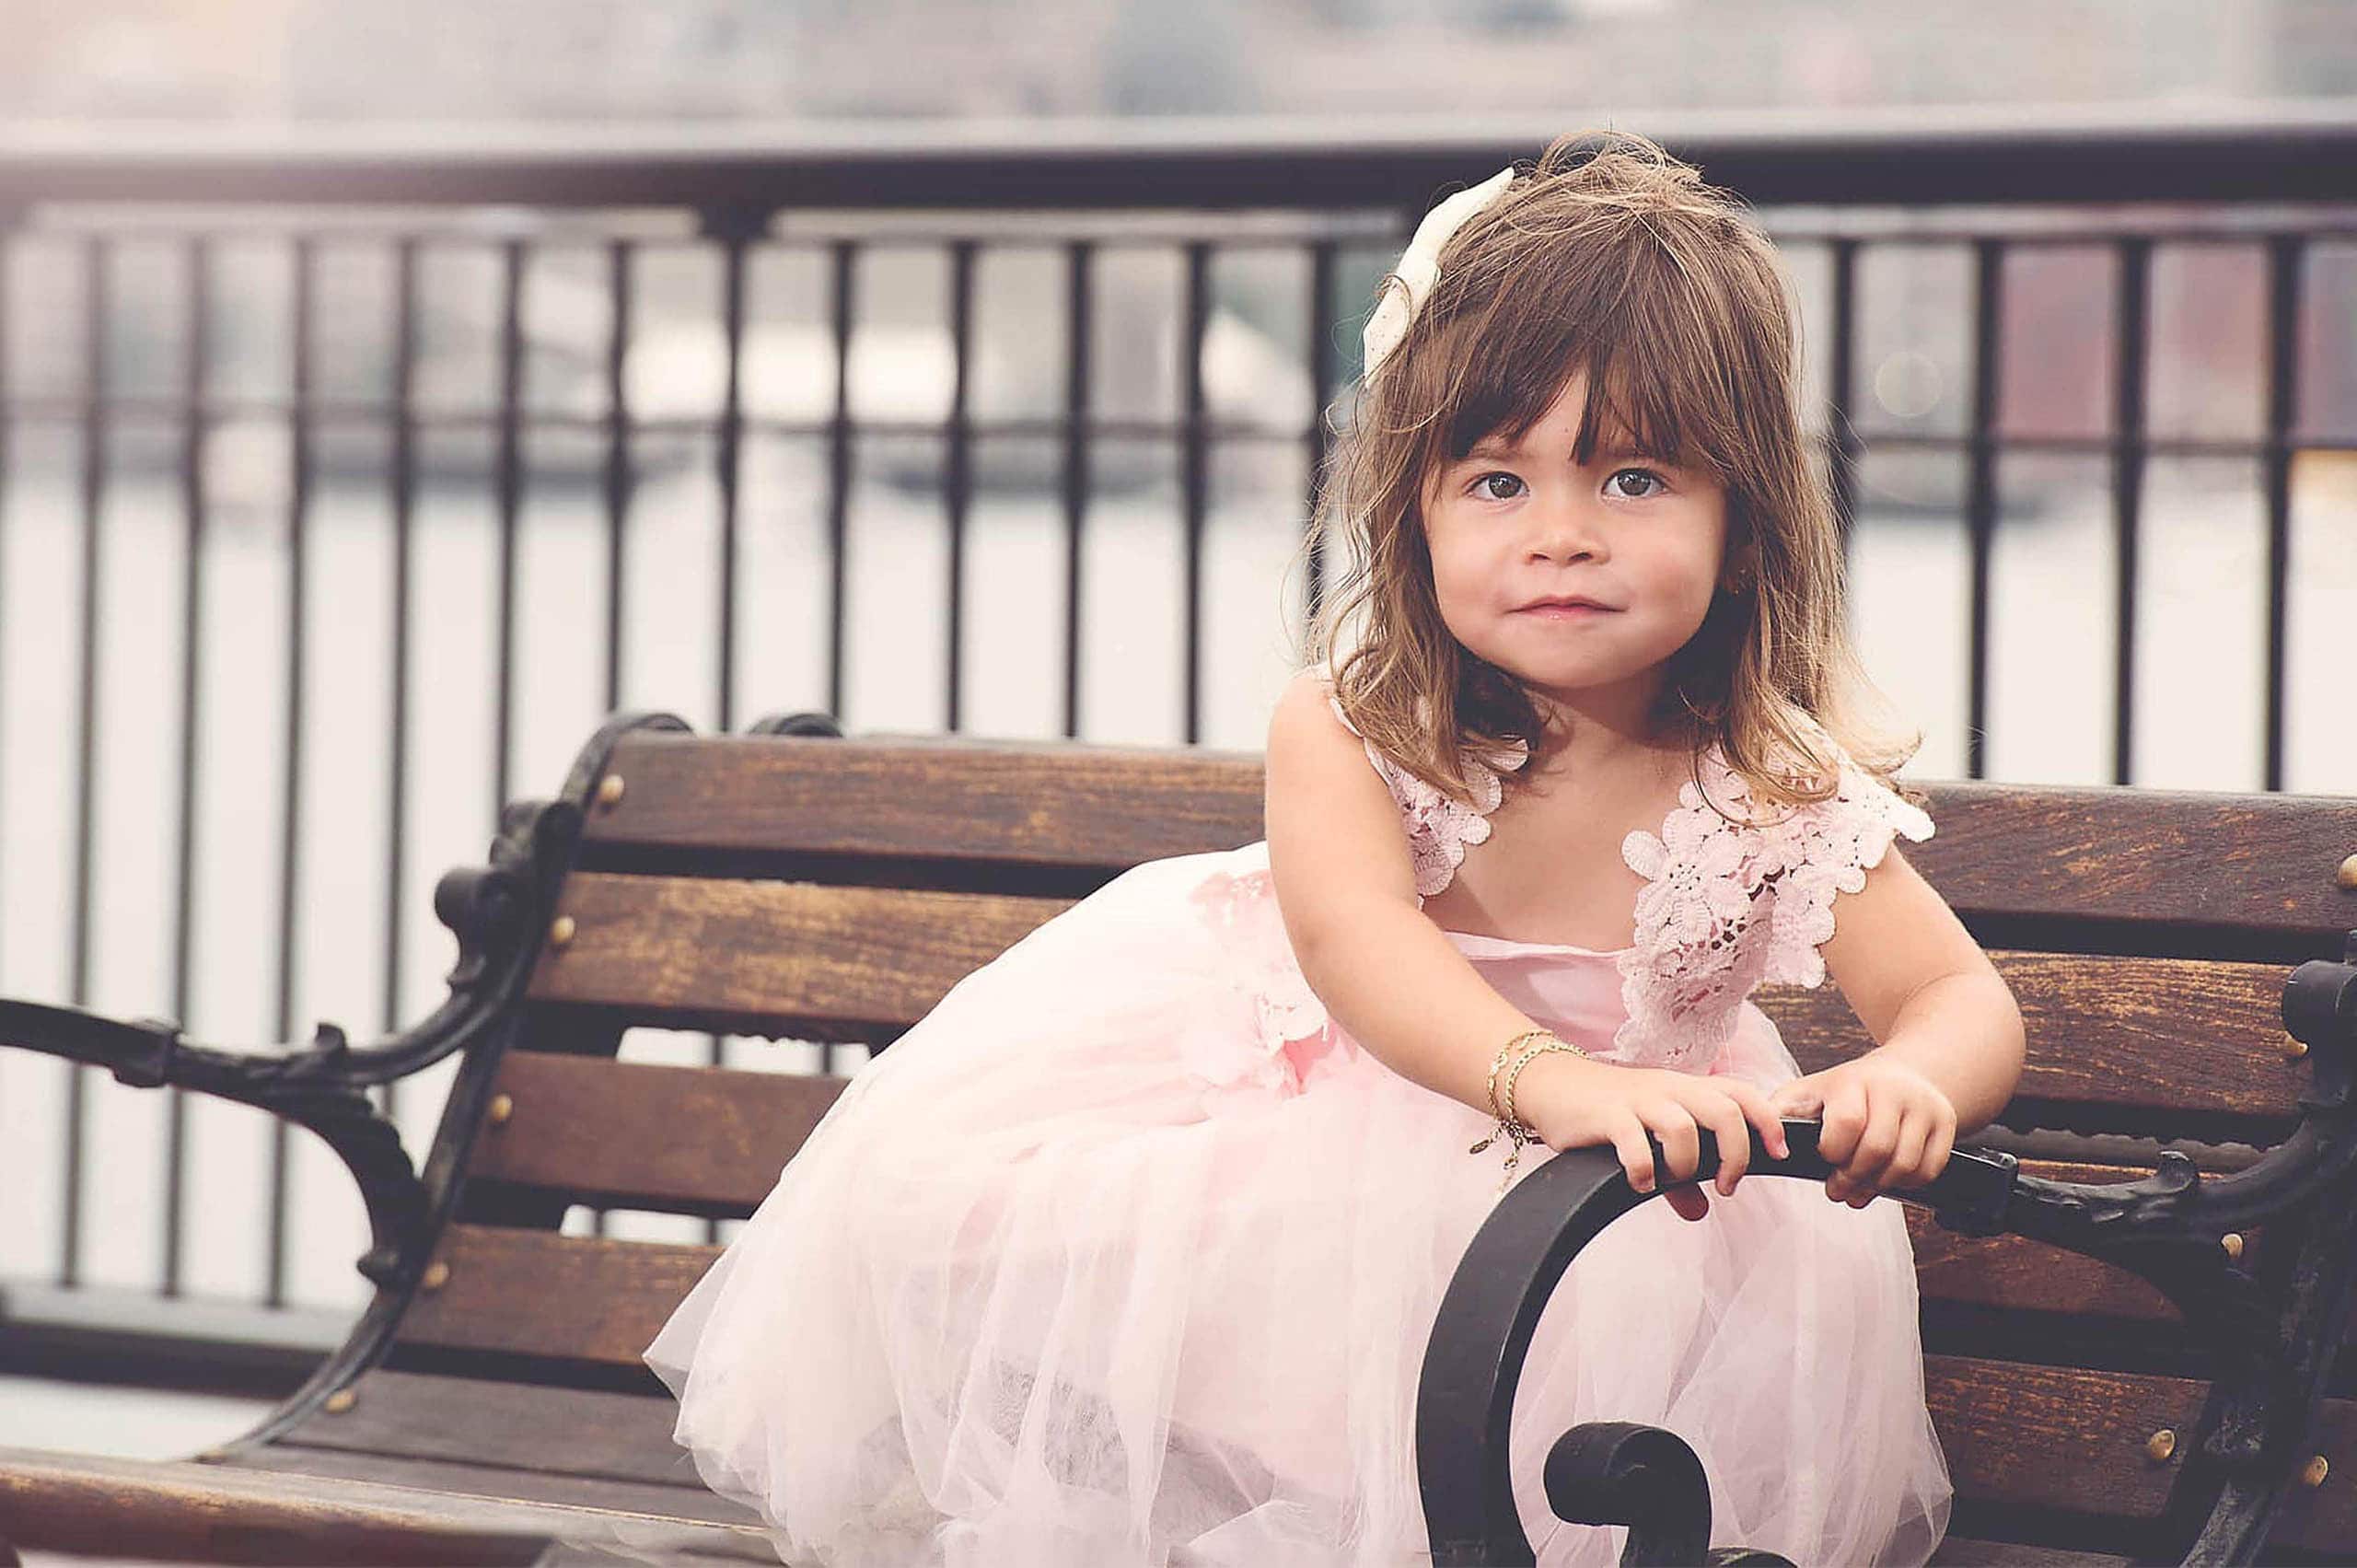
[647,131,2027,1567]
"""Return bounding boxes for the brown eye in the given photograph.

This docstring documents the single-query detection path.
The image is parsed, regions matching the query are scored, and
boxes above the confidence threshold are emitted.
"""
[1475,472,1526,502]
[1610,468,1666,499]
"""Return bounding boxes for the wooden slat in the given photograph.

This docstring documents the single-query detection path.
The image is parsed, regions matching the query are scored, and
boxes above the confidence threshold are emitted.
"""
[470,1053,847,1212]
[399,1226,721,1365]
[526,877,2311,1125]
[526,874,1069,1032]
[228,1445,763,1537]
[402,1167,2177,1371]
[1929,1357,2198,1519]
[1764,950,2305,1123]
[465,1021,2253,1264]
[1908,783,2357,947]
[584,732,1265,868]
[580,733,2357,944]
[0,1444,768,1562]
[1930,1355,2357,1551]
[272,1370,710,1493]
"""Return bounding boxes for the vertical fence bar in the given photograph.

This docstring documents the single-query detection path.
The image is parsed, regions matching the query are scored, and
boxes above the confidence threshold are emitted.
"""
[713,222,750,738]
[2107,238,2152,787]
[595,240,633,1202]
[1826,238,1862,570]
[381,239,418,1116]
[1961,240,2003,782]
[1179,242,1210,745]
[824,240,855,721]
[1061,240,1092,740]
[265,237,316,1308]
[1302,239,1336,631]
[492,239,524,817]
[60,234,108,1289]
[162,236,211,1296]
[703,218,755,1237]
[604,240,632,715]
[943,240,975,733]
[2260,234,2305,794]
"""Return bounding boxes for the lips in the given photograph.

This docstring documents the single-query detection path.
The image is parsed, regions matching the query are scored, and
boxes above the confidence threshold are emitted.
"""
[1514,596,1620,615]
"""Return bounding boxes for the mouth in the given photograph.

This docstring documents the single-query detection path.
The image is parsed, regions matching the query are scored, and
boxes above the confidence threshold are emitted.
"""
[1514,597,1620,619]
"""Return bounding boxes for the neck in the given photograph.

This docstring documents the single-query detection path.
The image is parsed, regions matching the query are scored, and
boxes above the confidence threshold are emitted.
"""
[1524,672,1688,772]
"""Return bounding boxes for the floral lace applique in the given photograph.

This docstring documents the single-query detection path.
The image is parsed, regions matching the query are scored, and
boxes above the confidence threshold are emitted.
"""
[1611,740,1934,1070]
[1328,696,1528,904]
[1187,857,1347,1097]
[1756,752,1936,990]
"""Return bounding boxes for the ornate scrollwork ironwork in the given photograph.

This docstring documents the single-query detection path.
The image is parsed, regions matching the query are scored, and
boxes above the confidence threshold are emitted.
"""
[1417,936,2357,1568]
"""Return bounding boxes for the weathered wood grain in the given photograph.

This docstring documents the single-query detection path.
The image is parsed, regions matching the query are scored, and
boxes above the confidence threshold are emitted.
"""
[578,733,2357,943]
[270,1370,711,1493]
[1765,951,2305,1122]
[398,1226,722,1366]
[226,1445,765,1537]
[469,1052,849,1212]
[402,1164,2173,1373]
[0,1443,768,1562]
[524,874,1069,1034]
[523,875,2309,1124]
[582,731,1265,869]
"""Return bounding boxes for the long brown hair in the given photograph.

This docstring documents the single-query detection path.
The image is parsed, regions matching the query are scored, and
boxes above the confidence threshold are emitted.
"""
[1305,129,1922,819]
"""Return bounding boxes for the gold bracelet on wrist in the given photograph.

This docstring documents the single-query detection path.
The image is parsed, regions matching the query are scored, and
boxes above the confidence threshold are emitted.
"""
[1469,1028,1592,1193]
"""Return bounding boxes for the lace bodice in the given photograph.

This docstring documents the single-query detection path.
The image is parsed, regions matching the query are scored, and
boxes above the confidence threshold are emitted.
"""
[1319,696,1935,1071]
[1327,697,1533,902]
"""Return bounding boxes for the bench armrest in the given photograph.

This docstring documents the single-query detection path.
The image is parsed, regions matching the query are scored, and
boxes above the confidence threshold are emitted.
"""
[1413,1117,2013,1567]
[0,1000,428,1291]
[0,793,588,1292]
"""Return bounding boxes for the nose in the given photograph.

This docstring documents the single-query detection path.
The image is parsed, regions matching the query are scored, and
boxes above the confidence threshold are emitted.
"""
[1524,491,1607,564]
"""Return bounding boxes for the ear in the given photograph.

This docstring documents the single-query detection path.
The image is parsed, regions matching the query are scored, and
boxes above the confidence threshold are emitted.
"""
[1719,549,1755,596]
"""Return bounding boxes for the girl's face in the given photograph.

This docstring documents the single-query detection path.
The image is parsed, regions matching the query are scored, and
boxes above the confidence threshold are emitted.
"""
[1422,371,1730,724]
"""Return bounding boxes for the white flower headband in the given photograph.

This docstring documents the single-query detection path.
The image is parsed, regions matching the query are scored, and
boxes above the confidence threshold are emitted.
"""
[1360,164,1518,382]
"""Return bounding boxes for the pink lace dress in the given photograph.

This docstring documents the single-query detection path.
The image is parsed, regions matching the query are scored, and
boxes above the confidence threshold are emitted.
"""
[644,709,1953,1567]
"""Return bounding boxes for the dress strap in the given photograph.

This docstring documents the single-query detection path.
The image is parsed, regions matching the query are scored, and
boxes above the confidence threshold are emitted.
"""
[1323,683,1527,904]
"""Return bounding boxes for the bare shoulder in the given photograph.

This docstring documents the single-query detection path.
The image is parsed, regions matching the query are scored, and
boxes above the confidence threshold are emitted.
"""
[1265,669,1417,912]
[1266,669,1352,751]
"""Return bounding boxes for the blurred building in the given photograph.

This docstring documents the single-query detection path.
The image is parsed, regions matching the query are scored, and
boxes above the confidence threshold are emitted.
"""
[4,0,2353,122]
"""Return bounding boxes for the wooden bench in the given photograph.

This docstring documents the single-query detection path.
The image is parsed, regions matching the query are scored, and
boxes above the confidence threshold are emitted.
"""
[2,710,2354,1566]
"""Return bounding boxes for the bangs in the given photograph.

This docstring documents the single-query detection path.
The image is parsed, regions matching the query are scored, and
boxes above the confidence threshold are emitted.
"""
[1434,235,1740,479]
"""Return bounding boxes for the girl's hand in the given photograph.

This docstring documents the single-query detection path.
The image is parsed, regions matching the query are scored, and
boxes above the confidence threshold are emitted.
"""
[1767,1053,1958,1206]
[1513,1056,1791,1223]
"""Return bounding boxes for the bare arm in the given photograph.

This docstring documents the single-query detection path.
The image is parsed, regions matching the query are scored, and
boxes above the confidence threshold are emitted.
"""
[1814,842,2026,1134]
[1774,840,2028,1202]
[1261,672,1536,1115]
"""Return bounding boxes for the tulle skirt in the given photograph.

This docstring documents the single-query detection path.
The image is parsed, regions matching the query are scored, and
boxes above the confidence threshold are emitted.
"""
[644,845,1951,1566]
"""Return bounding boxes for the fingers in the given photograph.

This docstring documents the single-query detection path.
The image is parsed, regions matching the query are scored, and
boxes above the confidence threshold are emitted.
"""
[1921,1108,1957,1185]
[1766,1074,1824,1121]
[1723,1080,1792,1164]
[1609,1113,1656,1194]
[1649,1104,1701,1191]
[1882,1109,1932,1191]
[1840,1085,1904,1203]
[1699,1097,1751,1198]
[1883,1100,1958,1191]
[1665,1185,1712,1223]
[1816,1074,1869,1168]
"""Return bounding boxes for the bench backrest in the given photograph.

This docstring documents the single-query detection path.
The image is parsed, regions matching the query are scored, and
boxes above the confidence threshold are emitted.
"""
[389,727,2357,1551]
